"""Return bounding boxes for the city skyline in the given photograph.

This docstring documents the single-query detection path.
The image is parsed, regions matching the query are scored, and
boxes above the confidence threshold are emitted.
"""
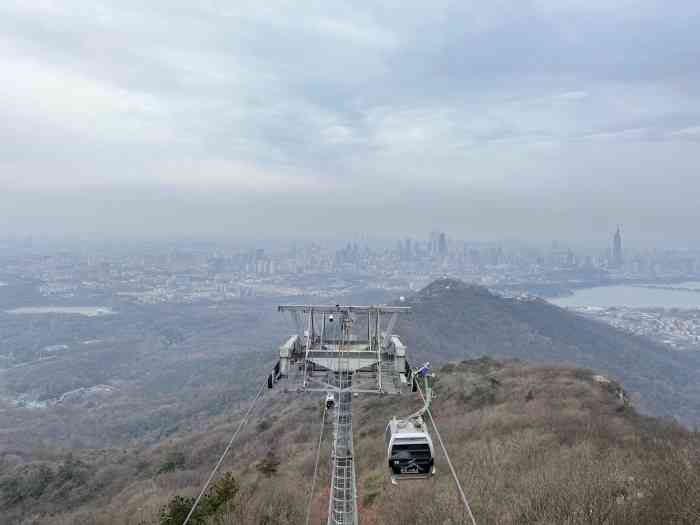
[3,223,696,253]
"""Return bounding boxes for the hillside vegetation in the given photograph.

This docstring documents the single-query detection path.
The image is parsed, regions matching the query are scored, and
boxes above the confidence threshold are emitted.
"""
[4,278,700,524]
[400,278,700,424]
[3,358,700,524]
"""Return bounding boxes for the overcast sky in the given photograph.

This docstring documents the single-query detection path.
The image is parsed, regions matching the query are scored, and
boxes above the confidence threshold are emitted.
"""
[1,1,699,243]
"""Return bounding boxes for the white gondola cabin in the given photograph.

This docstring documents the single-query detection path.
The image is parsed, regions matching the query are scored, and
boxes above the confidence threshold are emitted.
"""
[385,417,435,480]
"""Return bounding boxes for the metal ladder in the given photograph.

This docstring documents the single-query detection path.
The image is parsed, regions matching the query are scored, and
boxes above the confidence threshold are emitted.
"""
[327,347,358,524]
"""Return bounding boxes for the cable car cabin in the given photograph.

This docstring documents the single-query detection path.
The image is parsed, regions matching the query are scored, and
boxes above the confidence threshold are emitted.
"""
[325,392,335,409]
[385,417,435,480]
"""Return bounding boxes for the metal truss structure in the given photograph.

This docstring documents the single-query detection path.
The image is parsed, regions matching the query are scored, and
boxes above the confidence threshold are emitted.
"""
[269,304,413,525]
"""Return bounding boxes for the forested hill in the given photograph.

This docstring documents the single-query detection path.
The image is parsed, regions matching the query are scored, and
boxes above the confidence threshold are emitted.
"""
[4,282,700,524]
[399,278,700,424]
[4,359,699,524]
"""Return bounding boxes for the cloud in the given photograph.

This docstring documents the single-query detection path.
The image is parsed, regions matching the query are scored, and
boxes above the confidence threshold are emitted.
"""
[668,126,700,139]
[0,52,173,143]
[579,127,650,142]
[552,91,589,101]
[1,0,700,240]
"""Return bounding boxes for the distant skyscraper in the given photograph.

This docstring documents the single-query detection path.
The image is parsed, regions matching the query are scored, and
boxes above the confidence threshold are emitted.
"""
[397,240,404,259]
[438,232,447,256]
[612,226,623,268]
[429,231,439,255]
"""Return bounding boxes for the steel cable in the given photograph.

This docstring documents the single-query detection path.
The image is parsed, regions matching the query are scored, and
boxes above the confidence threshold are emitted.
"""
[416,379,478,525]
[305,403,328,525]
[182,380,266,525]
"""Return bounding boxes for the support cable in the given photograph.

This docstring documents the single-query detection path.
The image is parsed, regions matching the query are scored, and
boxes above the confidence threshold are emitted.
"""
[415,380,477,525]
[182,381,267,525]
[305,403,328,525]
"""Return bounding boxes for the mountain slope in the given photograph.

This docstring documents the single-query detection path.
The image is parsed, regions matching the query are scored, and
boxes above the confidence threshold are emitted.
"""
[5,359,699,524]
[4,279,700,523]
[398,279,700,424]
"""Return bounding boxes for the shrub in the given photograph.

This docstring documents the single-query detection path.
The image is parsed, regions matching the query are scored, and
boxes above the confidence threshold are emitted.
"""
[159,495,204,525]
[255,451,280,478]
[255,419,272,433]
[159,473,239,525]
[56,455,87,485]
[159,451,186,474]
[203,472,239,516]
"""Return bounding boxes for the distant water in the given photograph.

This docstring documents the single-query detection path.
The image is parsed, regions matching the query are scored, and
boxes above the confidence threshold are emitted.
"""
[6,306,115,317]
[648,281,700,290]
[551,283,700,309]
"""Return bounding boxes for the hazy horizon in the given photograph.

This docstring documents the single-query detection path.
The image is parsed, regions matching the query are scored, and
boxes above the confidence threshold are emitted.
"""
[2,2,700,242]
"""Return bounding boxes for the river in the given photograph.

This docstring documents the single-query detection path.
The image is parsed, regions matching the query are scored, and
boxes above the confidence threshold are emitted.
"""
[550,282,700,309]
[6,306,116,316]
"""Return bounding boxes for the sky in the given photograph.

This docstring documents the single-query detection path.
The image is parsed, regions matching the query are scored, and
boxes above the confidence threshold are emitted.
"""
[1,1,700,243]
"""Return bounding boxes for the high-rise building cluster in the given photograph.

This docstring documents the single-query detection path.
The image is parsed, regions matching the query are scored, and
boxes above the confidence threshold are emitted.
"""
[3,225,700,303]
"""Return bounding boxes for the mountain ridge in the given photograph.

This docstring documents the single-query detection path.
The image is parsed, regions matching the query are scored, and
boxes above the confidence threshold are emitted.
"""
[397,278,700,425]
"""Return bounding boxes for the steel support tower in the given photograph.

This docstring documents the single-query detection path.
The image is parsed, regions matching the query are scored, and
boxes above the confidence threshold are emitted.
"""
[328,368,357,525]
[270,305,412,525]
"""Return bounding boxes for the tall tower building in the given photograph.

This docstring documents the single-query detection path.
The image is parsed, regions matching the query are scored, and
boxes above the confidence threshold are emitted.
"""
[438,232,447,256]
[612,226,623,268]
[429,231,439,255]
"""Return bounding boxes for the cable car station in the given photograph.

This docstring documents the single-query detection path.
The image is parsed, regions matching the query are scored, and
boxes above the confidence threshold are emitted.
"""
[271,304,412,395]
[269,304,435,525]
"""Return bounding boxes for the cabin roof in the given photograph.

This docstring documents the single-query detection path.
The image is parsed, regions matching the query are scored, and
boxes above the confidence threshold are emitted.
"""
[388,417,428,436]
